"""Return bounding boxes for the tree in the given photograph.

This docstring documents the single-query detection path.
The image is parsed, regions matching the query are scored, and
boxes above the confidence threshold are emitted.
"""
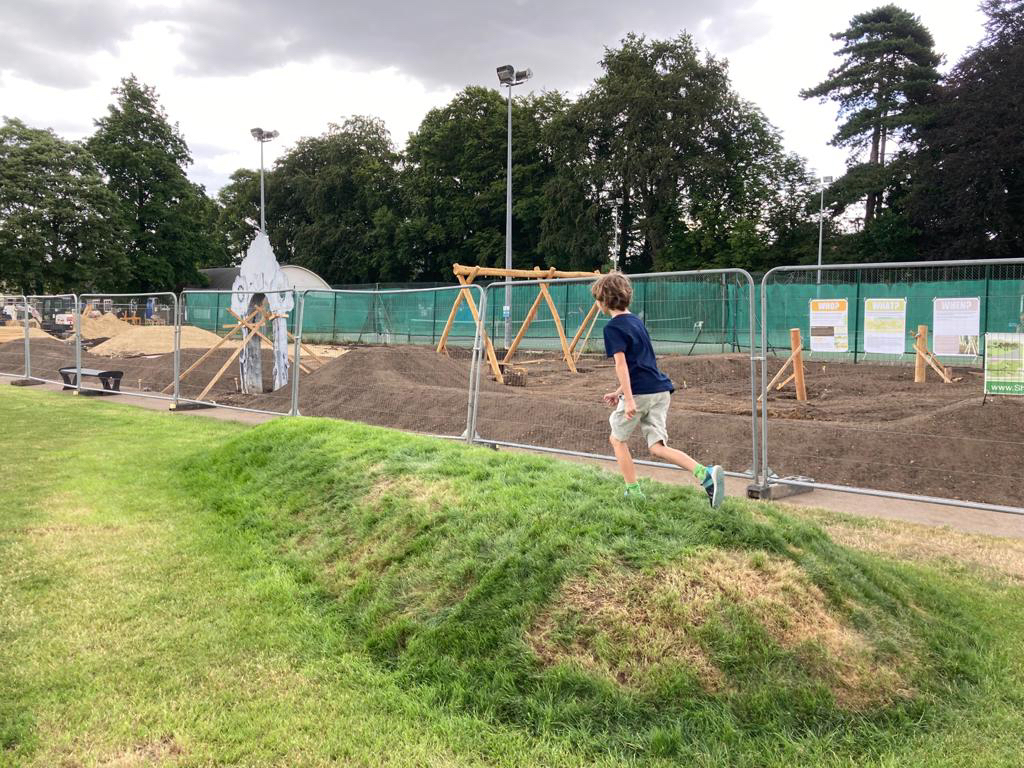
[88,75,219,291]
[907,0,1024,259]
[265,116,403,283]
[801,5,940,225]
[0,117,128,294]
[399,87,564,280]
[215,168,261,262]
[548,33,814,273]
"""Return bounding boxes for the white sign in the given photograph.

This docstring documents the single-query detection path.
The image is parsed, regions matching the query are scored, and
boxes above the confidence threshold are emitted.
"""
[864,298,907,354]
[809,299,849,352]
[984,333,1024,396]
[933,297,980,356]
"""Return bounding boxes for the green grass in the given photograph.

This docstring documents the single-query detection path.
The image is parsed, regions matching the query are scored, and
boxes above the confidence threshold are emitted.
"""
[2,386,1023,767]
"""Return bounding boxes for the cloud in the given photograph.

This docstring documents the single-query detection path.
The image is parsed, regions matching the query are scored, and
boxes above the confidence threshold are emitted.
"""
[1,0,766,92]
[0,1,151,87]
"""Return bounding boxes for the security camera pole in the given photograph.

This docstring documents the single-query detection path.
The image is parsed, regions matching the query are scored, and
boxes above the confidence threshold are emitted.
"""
[496,64,532,349]
[250,127,279,233]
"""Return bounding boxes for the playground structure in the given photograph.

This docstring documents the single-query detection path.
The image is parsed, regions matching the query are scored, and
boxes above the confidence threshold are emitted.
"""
[436,264,600,384]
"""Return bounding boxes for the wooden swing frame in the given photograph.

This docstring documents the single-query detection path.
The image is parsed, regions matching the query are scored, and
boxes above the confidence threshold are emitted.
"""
[436,264,601,384]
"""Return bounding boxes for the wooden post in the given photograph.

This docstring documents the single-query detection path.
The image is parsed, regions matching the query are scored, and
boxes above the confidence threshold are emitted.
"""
[539,282,578,374]
[453,273,503,383]
[437,266,480,354]
[791,328,807,402]
[914,324,927,383]
[568,301,600,357]
[502,289,545,363]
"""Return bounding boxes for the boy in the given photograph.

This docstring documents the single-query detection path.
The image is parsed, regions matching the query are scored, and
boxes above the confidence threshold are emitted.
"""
[592,272,725,508]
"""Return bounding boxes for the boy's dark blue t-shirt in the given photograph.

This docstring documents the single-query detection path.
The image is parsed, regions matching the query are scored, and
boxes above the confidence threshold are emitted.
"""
[603,313,674,395]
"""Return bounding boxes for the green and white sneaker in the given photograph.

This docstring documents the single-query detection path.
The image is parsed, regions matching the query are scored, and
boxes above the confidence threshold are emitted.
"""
[701,465,725,509]
[624,483,647,503]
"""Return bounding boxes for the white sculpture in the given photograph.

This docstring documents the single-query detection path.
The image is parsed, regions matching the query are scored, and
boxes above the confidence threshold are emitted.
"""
[229,233,294,393]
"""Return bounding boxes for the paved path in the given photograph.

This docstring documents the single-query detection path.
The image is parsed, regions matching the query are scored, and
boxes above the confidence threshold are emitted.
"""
[11,380,1024,539]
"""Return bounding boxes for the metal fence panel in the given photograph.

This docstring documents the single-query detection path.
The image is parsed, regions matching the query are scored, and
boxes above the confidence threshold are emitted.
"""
[757,260,1024,514]
[21,294,78,387]
[474,270,760,483]
[0,294,29,378]
[295,285,486,440]
[176,289,298,415]
[76,293,180,402]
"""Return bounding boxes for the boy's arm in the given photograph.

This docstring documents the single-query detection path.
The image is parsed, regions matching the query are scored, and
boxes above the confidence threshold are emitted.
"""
[612,351,636,418]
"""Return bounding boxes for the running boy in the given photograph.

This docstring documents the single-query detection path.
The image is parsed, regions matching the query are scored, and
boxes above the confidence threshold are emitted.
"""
[592,272,725,508]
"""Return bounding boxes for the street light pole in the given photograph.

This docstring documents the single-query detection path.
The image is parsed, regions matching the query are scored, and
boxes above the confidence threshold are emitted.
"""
[816,175,833,285]
[250,127,279,234]
[505,82,513,347]
[612,197,623,271]
[496,64,532,349]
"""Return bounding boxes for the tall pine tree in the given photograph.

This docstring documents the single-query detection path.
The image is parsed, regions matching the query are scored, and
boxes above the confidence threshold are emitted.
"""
[802,5,940,225]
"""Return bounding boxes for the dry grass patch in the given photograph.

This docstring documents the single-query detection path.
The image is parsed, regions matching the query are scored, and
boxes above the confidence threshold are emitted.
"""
[364,474,455,511]
[529,550,908,708]
[823,519,1024,583]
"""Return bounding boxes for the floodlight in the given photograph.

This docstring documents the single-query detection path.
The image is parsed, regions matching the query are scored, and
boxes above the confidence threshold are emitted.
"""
[515,68,532,82]
[496,65,514,84]
[823,175,834,184]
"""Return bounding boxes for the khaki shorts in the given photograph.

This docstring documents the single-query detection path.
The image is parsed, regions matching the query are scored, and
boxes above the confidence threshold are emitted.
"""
[609,391,671,447]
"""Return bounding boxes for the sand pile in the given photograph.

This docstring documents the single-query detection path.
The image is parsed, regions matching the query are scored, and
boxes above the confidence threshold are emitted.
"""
[90,325,226,357]
[80,312,132,339]
[0,326,63,343]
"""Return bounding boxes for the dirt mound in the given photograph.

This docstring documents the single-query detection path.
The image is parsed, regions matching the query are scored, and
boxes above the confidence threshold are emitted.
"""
[80,312,132,340]
[0,326,62,343]
[91,325,225,357]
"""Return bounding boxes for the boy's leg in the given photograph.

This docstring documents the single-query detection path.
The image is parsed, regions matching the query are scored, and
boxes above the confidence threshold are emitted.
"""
[648,441,698,473]
[609,435,638,484]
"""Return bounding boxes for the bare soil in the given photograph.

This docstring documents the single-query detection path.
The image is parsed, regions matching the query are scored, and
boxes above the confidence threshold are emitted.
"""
[4,339,1021,506]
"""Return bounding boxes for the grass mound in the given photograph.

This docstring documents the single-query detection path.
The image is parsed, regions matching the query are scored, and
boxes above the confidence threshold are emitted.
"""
[183,416,1009,763]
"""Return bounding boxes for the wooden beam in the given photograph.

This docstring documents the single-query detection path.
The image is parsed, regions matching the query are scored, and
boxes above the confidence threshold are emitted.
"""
[914,324,927,383]
[197,342,246,400]
[453,263,599,280]
[162,308,258,393]
[437,266,480,354]
[539,282,578,374]
[502,288,545,363]
[568,301,600,356]
[455,273,504,383]
[573,307,601,365]
[791,328,807,402]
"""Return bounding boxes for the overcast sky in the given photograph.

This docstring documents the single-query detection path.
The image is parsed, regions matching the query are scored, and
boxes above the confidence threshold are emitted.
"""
[0,0,986,194]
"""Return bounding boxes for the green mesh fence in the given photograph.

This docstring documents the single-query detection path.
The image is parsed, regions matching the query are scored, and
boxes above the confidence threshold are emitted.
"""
[762,264,1024,364]
[299,287,480,347]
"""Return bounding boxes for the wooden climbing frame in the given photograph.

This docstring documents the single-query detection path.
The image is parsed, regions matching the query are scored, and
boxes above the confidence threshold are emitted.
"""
[912,324,952,384]
[436,264,601,384]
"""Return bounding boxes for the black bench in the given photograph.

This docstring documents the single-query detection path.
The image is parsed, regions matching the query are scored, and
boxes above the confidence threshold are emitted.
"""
[58,367,124,393]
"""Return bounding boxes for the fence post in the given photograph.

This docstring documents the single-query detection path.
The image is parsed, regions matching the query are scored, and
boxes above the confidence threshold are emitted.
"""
[173,294,181,408]
[432,290,438,346]
[74,295,82,394]
[981,264,991,360]
[22,294,30,379]
[853,269,862,364]
[332,291,338,344]
[291,290,303,416]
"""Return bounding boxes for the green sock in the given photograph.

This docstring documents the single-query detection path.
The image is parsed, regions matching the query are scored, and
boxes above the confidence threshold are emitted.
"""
[625,481,642,493]
[693,464,708,483]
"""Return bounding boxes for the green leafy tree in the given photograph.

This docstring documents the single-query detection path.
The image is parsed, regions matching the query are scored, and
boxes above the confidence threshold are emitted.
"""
[0,117,128,294]
[215,168,261,262]
[549,33,814,273]
[88,75,218,291]
[265,116,402,283]
[399,87,564,280]
[801,5,940,225]
[908,0,1024,259]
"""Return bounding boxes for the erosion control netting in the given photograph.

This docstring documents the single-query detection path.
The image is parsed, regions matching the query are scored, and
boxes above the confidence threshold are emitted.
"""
[177,291,298,414]
[296,288,481,435]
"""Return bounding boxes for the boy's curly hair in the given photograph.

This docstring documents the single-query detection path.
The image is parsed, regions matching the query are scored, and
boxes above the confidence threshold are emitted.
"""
[591,271,632,311]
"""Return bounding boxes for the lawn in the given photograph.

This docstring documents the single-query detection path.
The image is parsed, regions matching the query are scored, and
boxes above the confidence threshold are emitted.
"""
[2,386,1023,767]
